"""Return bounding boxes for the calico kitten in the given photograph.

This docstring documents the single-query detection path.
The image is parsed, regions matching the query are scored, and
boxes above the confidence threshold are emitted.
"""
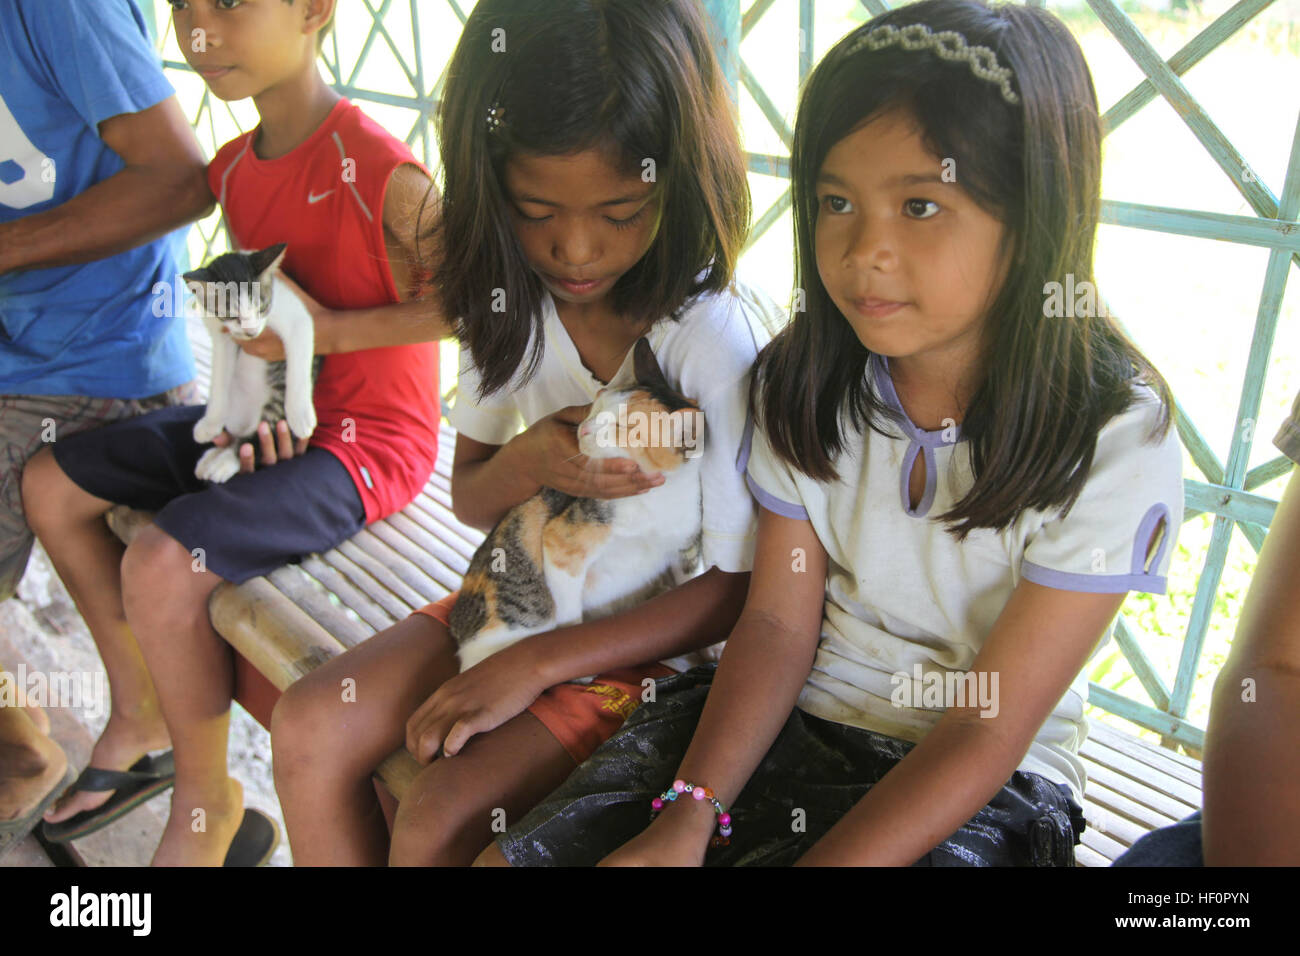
[450,337,705,675]
[184,243,323,482]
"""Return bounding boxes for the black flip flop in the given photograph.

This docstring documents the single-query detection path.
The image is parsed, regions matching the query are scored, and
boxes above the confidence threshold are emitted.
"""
[40,751,176,844]
[222,808,280,867]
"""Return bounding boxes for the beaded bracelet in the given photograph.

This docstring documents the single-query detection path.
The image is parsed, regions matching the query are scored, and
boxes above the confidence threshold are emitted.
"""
[650,779,733,847]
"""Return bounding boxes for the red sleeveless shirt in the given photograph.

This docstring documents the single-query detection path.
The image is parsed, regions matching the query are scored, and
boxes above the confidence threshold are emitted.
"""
[207,98,440,524]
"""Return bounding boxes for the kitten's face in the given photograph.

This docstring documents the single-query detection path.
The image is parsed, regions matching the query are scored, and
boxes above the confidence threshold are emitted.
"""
[183,243,287,342]
[576,339,704,476]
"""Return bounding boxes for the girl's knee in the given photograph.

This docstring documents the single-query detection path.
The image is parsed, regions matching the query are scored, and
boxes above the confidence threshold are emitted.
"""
[271,678,328,757]
[389,772,478,866]
[270,673,356,773]
[389,807,457,867]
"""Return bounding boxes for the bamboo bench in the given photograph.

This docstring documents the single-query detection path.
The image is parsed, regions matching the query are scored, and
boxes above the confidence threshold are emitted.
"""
[100,317,1202,865]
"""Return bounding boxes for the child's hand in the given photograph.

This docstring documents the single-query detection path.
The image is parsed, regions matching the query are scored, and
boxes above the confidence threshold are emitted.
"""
[514,404,664,499]
[223,271,334,360]
[211,420,309,473]
[598,810,713,867]
[404,644,549,762]
[225,325,286,361]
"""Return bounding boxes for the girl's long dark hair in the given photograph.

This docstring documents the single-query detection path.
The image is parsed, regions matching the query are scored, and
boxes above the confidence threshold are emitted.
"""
[755,0,1173,538]
[433,0,750,397]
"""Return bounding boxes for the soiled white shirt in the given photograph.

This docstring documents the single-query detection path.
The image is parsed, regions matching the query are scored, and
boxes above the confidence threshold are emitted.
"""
[450,281,785,670]
[743,352,1184,800]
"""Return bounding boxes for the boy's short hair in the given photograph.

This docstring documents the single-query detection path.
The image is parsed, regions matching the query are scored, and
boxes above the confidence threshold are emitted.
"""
[283,0,335,52]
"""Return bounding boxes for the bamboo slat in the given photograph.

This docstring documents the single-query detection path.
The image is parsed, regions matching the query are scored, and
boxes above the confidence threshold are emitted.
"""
[1083,779,1182,835]
[1080,826,1129,863]
[1083,762,1199,821]
[317,547,412,621]
[334,540,424,612]
[347,528,445,605]
[299,554,395,633]
[1088,721,1204,780]
[208,578,348,690]
[1074,844,1111,867]
[267,565,371,647]
[1079,740,1203,808]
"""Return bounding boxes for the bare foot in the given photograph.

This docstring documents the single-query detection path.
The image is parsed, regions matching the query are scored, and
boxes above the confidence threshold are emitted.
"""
[152,777,244,866]
[0,728,68,822]
[43,712,170,824]
[23,703,51,736]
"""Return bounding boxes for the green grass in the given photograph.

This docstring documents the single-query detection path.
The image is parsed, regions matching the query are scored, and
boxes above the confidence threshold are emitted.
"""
[150,0,1300,750]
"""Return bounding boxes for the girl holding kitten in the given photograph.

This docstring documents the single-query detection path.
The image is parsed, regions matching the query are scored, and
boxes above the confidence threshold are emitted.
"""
[478,0,1185,867]
[271,0,783,866]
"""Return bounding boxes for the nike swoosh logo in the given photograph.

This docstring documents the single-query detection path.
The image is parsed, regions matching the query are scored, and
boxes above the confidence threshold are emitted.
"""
[307,189,336,204]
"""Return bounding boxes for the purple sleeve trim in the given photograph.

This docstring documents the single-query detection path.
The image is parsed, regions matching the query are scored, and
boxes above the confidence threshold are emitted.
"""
[744,472,809,521]
[1130,503,1172,575]
[1021,560,1168,595]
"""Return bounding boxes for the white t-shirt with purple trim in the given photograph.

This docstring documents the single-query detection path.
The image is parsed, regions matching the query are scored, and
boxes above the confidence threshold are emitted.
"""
[741,353,1184,800]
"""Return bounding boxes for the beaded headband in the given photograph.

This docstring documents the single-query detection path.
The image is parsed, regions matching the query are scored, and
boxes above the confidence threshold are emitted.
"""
[844,22,1019,105]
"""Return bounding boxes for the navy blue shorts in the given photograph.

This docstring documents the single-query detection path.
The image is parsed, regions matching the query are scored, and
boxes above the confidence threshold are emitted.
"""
[498,665,1086,867]
[1111,811,1203,866]
[51,404,365,584]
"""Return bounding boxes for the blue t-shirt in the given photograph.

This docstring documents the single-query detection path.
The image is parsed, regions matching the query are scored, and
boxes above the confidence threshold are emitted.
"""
[0,0,195,398]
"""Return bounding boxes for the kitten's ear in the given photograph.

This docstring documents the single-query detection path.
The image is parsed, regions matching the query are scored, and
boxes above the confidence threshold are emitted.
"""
[181,269,208,301]
[631,338,668,391]
[249,242,288,279]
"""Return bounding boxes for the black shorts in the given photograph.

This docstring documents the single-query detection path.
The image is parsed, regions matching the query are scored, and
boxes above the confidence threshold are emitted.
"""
[498,665,1086,867]
[52,404,365,584]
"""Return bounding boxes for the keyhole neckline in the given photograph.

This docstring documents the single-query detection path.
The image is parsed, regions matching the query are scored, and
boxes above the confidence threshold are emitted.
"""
[871,352,968,449]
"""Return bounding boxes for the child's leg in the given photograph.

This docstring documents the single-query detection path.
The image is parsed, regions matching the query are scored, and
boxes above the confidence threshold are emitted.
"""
[389,711,576,866]
[21,448,172,823]
[116,443,366,866]
[270,611,463,866]
[118,524,242,865]
[391,664,675,866]
[473,842,509,866]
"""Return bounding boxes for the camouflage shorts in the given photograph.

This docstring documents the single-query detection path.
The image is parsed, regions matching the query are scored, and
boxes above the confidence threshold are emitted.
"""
[497,664,1086,867]
[0,381,202,601]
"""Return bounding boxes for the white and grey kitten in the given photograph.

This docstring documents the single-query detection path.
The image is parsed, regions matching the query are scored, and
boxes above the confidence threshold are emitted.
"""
[184,243,322,483]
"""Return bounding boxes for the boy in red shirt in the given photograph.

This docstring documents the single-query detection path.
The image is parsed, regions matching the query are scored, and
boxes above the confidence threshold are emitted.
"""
[23,0,447,864]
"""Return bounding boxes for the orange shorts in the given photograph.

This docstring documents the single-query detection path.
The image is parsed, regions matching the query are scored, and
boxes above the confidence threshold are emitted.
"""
[414,592,676,765]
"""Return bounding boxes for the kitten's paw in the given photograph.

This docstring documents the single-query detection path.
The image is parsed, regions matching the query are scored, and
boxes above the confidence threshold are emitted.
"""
[285,402,317,442]
[195,446,241,483]
[192,415,225,445]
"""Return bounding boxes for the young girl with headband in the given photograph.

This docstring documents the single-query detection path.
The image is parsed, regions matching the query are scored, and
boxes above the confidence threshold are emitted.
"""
[477,0,1185,867]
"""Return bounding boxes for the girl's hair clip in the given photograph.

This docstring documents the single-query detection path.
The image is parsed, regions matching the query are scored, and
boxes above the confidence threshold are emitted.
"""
[845,22,1020,105]
[486,101,506,134]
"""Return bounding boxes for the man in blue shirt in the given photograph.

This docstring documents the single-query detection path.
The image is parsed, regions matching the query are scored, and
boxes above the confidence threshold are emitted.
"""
[0,0,211,856]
